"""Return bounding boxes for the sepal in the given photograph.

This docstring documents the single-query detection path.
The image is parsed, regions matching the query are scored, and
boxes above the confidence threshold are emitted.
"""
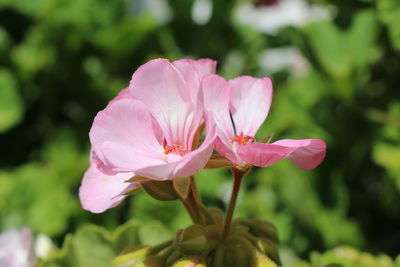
[141,180,179,201]
[173,177,191,199]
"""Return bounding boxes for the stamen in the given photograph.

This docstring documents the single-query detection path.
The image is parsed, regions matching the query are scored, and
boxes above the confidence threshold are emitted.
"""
[228,135,255,146]
[164,141,186,156]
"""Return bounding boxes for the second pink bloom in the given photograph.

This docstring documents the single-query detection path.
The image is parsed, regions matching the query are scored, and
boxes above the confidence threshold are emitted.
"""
[202,74,326,170]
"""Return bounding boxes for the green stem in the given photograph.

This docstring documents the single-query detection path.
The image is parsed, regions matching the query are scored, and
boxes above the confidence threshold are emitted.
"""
[188,176,206,225]
[190,176,202,205]
[180,198,198,224]
[188,188,204,225]
[222,168,245,240]
[179,176,205,225]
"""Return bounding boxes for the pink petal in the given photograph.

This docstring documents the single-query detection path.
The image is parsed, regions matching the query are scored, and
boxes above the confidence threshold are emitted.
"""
[0,228,35,267]
[109,87,133,105]
[129,59,202,150]
[174,122,217,178]
[237,142,294,167]
[272,139,326,169]
[171,59,206,149]
[202,74,234,143]
[214,137,238,163]
[202,74,238,161]
[186,58,217,76]
[133,125,217,180]
[172,58,216,96]
[237,139,326,169]
[131,153,182,180]
[229,76,273,137]
[79,163,136,213]
[172,59,202,102]
[90,98,165,173]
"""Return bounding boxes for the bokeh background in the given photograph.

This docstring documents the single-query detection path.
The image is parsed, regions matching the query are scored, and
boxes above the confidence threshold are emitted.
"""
[0,0,400,266]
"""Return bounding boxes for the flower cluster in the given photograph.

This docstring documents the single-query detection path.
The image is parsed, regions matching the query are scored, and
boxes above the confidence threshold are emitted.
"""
[79,58,326,213]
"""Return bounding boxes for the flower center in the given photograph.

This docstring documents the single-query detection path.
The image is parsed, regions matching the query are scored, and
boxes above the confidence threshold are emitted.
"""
[228,135,255,147]
[164,141,186,156]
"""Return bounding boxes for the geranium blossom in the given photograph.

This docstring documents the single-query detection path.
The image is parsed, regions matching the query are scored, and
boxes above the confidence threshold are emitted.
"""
[0,228,35,267]
[203,74,326,170]
[80,58,217,212]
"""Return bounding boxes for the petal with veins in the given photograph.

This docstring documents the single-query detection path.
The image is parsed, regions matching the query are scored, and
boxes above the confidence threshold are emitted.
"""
[174,122,216,178]
[272,139,326,169]
[79,163,136,213]
[229,76,272,137]
[90,98,165,173]
[238,139,326,169]
[202,74,235,160]
[129,59,200,148]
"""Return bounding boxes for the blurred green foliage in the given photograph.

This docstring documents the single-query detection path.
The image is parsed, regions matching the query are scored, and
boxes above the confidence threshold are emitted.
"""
[0,0,400,265]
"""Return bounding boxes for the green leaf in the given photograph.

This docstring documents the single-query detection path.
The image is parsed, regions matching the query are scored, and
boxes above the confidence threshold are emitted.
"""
[348,10,379,69]
[138,221,172,246]
[0,26,10,57]
[91,15,157,56]
[377,0,400,50]
[66,226,115,267]
[304,21,351,78]
[0,69,23,132]
[40,221,142,267]
[112,220,141,253]
[310,246,396,267]
[40,226,114,267]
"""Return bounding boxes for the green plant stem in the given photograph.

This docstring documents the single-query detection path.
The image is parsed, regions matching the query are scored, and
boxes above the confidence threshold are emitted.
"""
[222,168,245,240]
[180,198,198,224]
[180,176,205,225]
[189,176,202,205]
[189,194,204,225]
[188,176,205,225]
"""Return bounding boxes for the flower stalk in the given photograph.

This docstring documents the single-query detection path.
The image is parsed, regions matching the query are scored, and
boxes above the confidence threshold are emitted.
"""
[222,168,246,240]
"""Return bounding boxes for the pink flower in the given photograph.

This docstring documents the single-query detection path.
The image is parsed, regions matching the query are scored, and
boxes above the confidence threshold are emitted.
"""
[203,74,326,170]
[80,58,217,212]
[0,228,35,267]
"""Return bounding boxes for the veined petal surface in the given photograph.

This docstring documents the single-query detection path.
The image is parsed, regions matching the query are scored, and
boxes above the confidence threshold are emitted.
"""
[79,163,136,213]
[129,59,202,151]
[238,139,326,169]
[90,98,165,173]
[229,76,272,137]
